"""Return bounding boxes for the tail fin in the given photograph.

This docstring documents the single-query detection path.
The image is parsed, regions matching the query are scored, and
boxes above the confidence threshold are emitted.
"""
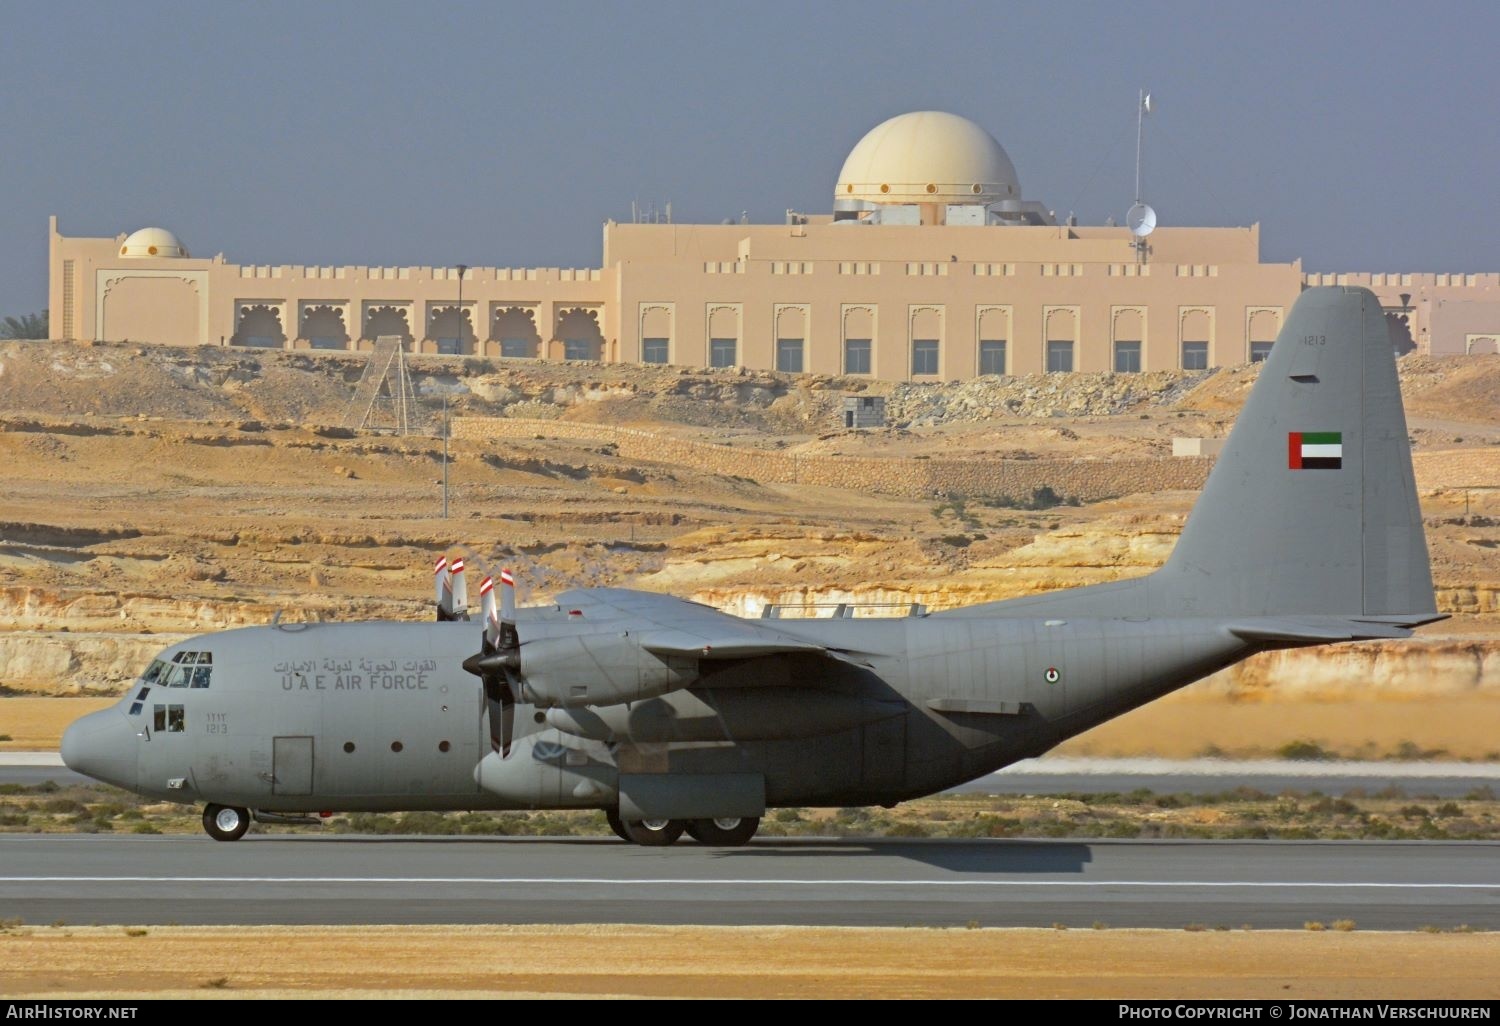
[1158,285,1436,617]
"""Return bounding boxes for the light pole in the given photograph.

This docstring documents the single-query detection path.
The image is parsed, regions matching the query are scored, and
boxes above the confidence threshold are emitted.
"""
[443,263,468,519]
[441,392,449,520]
[456,263,468,353]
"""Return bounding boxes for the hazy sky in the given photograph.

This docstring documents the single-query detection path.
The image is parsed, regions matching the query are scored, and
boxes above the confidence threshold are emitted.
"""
[3,0,1497,318]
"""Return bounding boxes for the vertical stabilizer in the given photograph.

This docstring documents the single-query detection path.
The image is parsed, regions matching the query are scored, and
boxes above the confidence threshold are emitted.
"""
[1157,286,1435,617]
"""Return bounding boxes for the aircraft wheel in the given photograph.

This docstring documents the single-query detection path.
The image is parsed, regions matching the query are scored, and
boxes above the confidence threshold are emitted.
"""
[604,808,631,842]
[685,817,759,846]
[202,804,250,842]
[620,817,685,846]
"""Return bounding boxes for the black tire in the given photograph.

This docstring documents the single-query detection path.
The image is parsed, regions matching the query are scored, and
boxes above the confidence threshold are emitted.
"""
[202,804,250,842]
[620,817,685,846]
[685,816,760,846]
[604,808,631,842]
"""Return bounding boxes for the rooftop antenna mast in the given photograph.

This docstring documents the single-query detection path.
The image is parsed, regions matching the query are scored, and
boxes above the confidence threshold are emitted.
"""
[1128,89,1157,263]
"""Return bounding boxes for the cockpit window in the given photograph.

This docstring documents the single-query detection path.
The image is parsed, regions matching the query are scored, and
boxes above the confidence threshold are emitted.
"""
[150,652,213,688]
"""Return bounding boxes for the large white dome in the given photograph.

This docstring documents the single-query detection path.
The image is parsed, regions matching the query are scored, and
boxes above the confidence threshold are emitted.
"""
[836,111,1021,207]
[119,227,189,258]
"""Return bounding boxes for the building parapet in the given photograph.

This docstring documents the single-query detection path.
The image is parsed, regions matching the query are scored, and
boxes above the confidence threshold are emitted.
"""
[1306,271,1500,290]
[236,265,603,282]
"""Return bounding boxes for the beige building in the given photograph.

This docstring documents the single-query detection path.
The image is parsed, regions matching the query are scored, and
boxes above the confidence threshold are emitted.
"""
[47,111,1500,378]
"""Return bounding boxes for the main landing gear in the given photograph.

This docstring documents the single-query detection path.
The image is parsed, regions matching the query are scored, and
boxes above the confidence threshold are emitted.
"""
[202,803,251,842]
[605,809,760,847]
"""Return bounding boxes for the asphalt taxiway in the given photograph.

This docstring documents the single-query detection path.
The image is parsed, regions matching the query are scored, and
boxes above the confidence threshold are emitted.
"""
[0,835,1494,930]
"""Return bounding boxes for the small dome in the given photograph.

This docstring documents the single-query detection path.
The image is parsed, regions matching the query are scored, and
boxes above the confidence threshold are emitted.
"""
[836,111,1021,207]
[119,227,189,258]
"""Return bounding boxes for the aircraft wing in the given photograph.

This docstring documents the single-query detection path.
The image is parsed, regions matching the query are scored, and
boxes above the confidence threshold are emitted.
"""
[554,587,724,621]
[554,587,860,663]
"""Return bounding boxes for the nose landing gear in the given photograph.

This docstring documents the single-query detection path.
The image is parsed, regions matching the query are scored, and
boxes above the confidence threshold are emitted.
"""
[202,803,251,842]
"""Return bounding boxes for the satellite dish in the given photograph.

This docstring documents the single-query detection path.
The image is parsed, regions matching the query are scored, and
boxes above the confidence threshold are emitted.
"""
[1127,202,1157,238]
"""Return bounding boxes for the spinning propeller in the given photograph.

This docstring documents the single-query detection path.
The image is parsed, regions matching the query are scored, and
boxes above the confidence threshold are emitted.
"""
[462,568,522,757]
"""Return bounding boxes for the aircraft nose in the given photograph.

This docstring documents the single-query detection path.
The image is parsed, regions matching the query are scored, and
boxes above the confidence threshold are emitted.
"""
[60,708,138,790]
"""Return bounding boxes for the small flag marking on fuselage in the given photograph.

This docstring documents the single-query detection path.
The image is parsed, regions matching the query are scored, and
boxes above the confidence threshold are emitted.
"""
[1289,431,1342,470]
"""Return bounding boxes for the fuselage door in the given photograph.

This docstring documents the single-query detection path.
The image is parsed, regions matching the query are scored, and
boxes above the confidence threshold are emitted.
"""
[272,735,315,796]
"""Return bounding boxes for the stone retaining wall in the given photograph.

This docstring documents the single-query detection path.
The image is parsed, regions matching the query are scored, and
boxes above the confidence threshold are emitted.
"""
[453,417,1213,502]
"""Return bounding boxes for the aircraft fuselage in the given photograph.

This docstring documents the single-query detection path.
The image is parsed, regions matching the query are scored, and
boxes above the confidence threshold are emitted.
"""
[65,612,1252,814]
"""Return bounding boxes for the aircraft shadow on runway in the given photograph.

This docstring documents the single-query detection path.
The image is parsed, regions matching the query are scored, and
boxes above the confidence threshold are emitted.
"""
[236,834,1094,874]
[703,839,1094,873]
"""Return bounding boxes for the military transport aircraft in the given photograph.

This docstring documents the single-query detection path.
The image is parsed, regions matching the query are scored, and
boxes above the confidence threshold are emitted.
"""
[61,286,1441,845]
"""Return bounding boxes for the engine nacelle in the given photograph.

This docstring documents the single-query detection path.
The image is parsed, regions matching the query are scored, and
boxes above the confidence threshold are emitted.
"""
[519,633,697,708]
[474,732,618,808]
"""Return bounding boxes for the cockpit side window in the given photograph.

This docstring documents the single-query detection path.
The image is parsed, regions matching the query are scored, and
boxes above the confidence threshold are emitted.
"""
[153,704,185,733]
[141,660,168,686]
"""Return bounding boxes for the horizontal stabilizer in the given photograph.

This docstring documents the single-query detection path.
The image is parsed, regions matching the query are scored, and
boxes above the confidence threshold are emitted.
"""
[1226,615,1442,645]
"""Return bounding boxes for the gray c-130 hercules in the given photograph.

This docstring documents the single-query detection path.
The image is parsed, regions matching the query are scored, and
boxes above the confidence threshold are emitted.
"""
[62,286,1442,845]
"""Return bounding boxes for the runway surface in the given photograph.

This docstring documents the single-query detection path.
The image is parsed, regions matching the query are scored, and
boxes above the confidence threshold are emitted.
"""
[7,752,1500,797]
[969,756,1500,798]
[1,835,1495,930]
[0,752,89,787]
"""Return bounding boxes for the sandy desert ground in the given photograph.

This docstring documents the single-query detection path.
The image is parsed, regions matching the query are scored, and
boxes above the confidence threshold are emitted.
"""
[2,924,1497,999]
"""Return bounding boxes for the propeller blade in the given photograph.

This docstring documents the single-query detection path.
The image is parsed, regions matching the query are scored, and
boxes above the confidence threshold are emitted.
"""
[498,671,517,759]
[464,566,522,758]
[498,567,519,650]
[479,672,517,757]
[433,556,450,621]
[450,557,469,621]
[479,576,499,648]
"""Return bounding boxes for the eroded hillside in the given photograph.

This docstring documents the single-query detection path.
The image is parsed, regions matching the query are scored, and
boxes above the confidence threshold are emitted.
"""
[1,340,1497,754]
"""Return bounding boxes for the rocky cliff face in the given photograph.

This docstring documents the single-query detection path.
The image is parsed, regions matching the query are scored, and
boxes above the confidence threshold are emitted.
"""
[653,521,1498,615]
[0,632,186,695]
[1,341,1495,704]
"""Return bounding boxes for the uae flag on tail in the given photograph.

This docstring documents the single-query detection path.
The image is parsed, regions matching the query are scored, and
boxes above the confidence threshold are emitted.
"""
[1289,431,1343,470]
